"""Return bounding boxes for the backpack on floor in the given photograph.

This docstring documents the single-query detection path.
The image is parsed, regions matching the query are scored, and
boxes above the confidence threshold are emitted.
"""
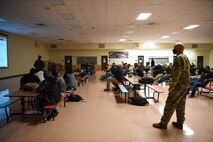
[129,97,149,106]
[138,77,154,84]
[68,94,84,102]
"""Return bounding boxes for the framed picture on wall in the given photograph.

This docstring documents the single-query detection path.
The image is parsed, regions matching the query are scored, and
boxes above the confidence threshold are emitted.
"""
[109,52,128,58]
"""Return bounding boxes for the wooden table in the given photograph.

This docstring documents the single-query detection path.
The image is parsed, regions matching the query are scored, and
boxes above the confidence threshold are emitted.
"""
[124,75,141,85]
[124,75,153,97]
[123,75,144,96]
[4,90,39,114]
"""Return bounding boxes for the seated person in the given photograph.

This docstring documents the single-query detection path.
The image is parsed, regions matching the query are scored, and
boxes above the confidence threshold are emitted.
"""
[104,66,124,92]
[20,68,40,90]
[99,71,113,81]
[189,66,213,98]
[144,62,150,74]
[153,64,164,78]
[99,63,115,81]
[52,69,66,93]
[105,64,111,72]
[197,63,204,75]
[35,75,62,116]
[135,63,144,77]
[154,73,164,81]
[127,64,134,74]
[35,70,45,82]
[155,74,171,84]
[155,65,172,84]
[64,68,78,90]
[190,63,196,76]
[88,63,95,75]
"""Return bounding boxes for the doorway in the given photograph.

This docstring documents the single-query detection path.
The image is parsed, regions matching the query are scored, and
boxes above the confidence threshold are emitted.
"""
[65,56,72,71]
[138,56,144,65]
[101,56,108,70]
[197,56,204,66]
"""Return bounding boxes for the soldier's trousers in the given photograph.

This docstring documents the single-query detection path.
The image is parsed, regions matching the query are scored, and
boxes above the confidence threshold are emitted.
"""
[106,77,118,90]
[161,88,188,125]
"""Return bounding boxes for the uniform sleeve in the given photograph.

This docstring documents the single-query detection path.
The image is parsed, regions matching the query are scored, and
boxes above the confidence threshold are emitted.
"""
[170,56,182,90]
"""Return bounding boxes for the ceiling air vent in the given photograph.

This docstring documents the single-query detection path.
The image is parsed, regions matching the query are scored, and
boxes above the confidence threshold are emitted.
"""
[50,44,57,48]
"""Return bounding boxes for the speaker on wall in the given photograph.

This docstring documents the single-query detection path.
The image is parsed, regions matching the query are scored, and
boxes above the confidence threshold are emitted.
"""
[50,44,57,48]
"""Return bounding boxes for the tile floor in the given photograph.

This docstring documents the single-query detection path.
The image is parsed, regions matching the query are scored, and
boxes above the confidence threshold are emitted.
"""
[0,72,213,142]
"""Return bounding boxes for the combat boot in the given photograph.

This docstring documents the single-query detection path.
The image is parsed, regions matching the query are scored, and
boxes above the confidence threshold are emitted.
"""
[153,122,167,129]
[172,121,183,129]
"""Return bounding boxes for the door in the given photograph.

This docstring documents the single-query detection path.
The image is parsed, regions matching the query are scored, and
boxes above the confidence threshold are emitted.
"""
[65,56,72,71]
[138,56,144,65]
[197,56,204,67]
[101,56,108,70]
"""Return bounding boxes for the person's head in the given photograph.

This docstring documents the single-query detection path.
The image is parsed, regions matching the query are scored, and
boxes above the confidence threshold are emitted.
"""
[29,68,36,74]
[52,68,59,77]
[173,43,185,55]
[38,55,41,60]
[112,63,115,67]
[204,66,210,72]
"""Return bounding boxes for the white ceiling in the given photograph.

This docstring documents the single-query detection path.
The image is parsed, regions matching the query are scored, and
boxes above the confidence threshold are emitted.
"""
[0,0,213,44]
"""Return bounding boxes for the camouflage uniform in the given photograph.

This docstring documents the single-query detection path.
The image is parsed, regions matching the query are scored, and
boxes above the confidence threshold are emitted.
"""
[160,53,190,125]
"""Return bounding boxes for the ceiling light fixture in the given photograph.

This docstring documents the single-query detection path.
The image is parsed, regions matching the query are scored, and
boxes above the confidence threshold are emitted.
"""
[161,35,170,39]
[183,25,199,29]
[136,13,152,20]
[120,39,126,42]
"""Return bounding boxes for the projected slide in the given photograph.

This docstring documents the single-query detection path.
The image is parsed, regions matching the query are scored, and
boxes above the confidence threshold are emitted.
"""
[0,35,8,68]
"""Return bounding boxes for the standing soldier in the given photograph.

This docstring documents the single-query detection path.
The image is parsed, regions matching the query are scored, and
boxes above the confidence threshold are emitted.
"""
[34,55,45,72]
[153,43,190,129]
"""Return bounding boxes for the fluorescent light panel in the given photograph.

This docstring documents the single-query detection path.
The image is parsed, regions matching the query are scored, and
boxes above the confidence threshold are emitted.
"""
[120,39,126,41]
[184,25,199,29]
[136,13,152,20]
[161,35,170,39]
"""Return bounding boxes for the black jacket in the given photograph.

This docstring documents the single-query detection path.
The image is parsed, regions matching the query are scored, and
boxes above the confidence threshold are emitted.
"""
[36,76,61,106]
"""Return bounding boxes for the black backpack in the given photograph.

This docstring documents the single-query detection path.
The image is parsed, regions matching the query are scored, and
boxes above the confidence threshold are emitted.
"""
[68,94,83,102]
[129,97,149,106]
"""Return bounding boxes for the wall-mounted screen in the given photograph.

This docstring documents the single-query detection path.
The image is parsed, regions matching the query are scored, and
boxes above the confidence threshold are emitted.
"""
[76,56,97,64]
[0,34,8,68]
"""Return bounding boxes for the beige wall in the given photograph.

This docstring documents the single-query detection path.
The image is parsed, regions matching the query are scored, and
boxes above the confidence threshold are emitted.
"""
[209,49,213,68]
[0,34,49,78]
[47,43,213,50]
[49,45,212,70]
[1,35,212,78]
